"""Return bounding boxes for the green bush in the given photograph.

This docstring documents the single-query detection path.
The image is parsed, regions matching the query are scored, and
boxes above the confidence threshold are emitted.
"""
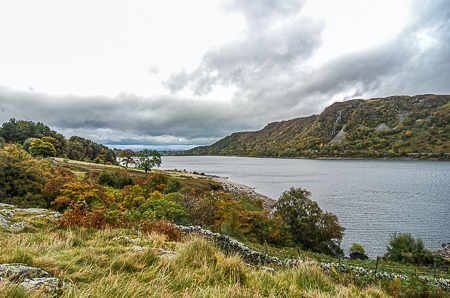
[386,232,431,263]
[164,178,182,194]
[98,169,134,189]
[136,199,189,223]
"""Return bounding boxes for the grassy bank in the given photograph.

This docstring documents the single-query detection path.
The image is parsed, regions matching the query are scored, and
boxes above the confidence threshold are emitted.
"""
[0,211,393,298]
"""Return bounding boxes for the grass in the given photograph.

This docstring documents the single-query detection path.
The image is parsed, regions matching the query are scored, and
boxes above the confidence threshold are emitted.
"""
[0,214,395,298]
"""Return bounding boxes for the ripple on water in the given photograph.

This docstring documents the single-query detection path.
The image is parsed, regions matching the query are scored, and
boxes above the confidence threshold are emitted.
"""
[160,156,450,258]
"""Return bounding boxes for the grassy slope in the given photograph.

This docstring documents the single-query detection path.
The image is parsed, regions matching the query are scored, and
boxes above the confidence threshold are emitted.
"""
[186,94,450,158]
[0,211,391,298]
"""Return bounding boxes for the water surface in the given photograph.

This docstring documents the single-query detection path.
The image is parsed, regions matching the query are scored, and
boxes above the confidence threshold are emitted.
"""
[160,156,450,258]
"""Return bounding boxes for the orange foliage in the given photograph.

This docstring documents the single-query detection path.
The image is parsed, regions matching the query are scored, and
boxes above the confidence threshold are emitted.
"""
[137,220,181,241]
[155,183,166,192]
[56,204,181,241]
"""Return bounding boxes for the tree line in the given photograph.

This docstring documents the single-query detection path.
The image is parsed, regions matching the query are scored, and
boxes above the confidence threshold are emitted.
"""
[0,118,116,164]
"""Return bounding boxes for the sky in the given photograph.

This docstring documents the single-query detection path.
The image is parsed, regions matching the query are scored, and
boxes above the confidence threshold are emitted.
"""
[0,0,449,150]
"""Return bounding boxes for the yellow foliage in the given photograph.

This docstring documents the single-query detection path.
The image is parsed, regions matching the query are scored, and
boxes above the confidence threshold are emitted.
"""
[150,191,164,201]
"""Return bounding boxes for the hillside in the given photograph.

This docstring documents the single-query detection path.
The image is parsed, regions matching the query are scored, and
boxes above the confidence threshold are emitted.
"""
[186,94,450,158]
[0,118,117,164]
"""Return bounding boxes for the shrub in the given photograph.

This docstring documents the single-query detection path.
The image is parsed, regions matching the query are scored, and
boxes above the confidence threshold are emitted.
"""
[98,169,134,189]
[136,199,189,223]
[349,242,365,254]
[386,232,431,263]
[164,178,182,194]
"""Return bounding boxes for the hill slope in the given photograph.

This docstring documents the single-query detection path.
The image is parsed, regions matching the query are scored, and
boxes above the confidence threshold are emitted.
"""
[186,94,450,158]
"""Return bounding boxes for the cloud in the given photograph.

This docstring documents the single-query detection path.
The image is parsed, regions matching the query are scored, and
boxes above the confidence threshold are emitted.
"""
[163,0,450,120]
[1,0,449,149]
[0,86,258,148]
[162,69,188,93]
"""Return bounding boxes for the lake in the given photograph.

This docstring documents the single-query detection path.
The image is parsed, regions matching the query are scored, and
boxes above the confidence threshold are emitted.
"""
[159,156,450,258]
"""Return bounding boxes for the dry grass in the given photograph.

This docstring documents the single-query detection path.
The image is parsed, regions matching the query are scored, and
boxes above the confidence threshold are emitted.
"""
[0,219,392,298]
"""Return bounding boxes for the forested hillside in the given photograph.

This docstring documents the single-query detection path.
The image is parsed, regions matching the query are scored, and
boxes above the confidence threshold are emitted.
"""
[0,118,116,164]
[186,94,450,158]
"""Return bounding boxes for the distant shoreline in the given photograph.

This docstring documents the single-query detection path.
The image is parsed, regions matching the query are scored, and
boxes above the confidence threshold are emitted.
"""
[168,154,450,162]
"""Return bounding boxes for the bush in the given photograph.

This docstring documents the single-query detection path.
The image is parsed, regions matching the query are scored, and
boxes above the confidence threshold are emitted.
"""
[98,169,134,189]
[386,232,431,263]
[136,199,189,223]
[164,178,182,194]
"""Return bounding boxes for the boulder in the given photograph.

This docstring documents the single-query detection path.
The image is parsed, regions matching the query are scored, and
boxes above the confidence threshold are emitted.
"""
[0,214,10,229]
[349,251,369,260]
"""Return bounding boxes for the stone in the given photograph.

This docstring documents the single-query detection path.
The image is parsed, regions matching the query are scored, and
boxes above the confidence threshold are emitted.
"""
[9,221,28,230]
[0,263,70,295]
[0,263,50,282]
[0,209,15,218]
[349,251,369,260]
[0,214,10,229]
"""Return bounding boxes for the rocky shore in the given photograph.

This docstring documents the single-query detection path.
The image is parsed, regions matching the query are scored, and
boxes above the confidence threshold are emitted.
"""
[208,175,276,210]
[433,244,450,260]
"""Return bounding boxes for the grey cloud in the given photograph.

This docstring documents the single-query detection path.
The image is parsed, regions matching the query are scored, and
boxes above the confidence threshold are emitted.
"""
[148,65,160,74]
[222,0,305,29]
[0,86,260,147]
[171,0,450,122]
[1,0,449,149]
[187,17,324,98]
[162,69,188,93]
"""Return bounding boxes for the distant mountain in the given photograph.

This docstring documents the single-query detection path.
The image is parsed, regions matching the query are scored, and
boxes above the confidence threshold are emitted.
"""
[185,94,450,158]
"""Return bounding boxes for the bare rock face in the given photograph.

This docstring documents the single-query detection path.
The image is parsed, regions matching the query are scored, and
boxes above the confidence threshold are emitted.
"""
[375,123,391,132]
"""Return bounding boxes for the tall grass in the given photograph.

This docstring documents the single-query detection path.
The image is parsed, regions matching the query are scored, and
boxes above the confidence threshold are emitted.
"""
[0,226,392,297]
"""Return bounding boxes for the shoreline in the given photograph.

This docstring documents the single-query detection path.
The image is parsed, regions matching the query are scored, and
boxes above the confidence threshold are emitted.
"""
[207,175,276,210]
[170,154,450,162]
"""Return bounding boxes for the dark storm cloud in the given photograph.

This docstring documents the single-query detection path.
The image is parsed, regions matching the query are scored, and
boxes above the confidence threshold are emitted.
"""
[0,86,258,147]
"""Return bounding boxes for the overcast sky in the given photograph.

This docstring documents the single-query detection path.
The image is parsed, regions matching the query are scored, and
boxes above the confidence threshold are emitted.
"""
[0,0,449,150]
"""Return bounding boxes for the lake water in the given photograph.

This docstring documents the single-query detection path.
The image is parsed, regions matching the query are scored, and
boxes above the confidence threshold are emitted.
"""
[159,156,450,258]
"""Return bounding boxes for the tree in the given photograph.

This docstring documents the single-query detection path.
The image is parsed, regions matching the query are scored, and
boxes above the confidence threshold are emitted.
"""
[29,138,56,157]
[0,144,56,207]
[136,149,161,173]
[118,149,136,169]
[41,136,63,155]
[273,187,345,256]
[349,242,365,254]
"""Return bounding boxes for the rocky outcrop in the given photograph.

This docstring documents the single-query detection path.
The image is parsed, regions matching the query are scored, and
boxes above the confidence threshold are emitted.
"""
[0,263,69,295]
[349,251,369,260]
[179,226,285,266]
[0,205,61,230]
[9,221,28,230]
[329,127,346,144]
[375,123,391,131]
[0,214,9,229]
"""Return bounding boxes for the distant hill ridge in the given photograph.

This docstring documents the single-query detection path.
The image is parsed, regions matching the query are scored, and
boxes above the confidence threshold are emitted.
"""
[186,94,450,158]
